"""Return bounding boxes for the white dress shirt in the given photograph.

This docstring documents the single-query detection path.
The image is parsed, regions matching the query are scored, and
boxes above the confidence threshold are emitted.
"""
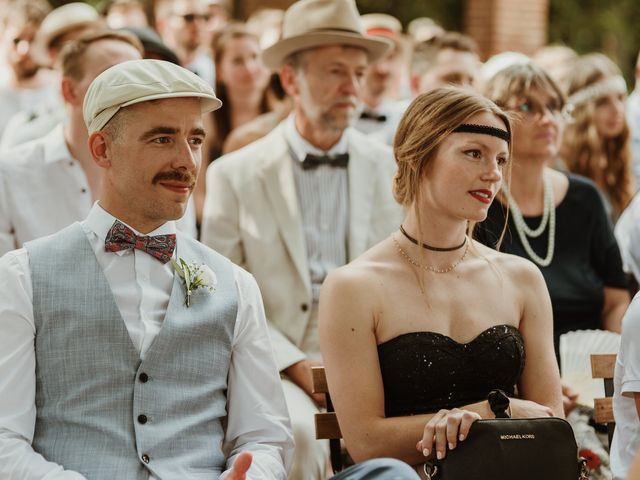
[614,192,640,282]
[0,124,196,255]
[0,203,293,479]
[611,296,640,478]
[283,115,349,359]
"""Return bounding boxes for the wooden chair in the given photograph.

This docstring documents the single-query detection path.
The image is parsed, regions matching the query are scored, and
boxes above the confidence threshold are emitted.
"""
[311,366,344,473]
[590,353,617,446]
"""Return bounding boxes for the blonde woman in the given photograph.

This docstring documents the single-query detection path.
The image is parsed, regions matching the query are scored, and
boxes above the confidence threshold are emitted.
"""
[561,53,635,221]
[319,88,562,477]
[194,24,272,224]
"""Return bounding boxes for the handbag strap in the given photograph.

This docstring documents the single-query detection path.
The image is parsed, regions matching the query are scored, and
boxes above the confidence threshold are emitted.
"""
[487,389,511,418]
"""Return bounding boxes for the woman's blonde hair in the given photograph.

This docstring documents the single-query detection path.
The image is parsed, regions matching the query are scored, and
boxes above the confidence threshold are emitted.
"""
[393,87,511,207]
[393,87,511,247]
[483,61,565,114]
[560,53,633,218]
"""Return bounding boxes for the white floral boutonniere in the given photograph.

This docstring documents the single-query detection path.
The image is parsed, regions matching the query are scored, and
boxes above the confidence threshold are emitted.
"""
[172,258,217,307]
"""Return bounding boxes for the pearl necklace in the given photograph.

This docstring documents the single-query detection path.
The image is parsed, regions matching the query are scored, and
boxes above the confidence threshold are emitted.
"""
[501,173,555,267]
[393,234,469,274]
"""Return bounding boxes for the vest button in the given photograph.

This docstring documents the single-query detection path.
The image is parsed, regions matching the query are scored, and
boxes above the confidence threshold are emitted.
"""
[300,303,309,312]
[141,454,150,464]
[138,414,148,424]
[139,373,149,383]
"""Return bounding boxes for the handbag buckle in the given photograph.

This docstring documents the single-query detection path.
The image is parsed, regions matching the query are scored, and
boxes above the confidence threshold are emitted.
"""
[579,458,589,480]
[423,462,438,480]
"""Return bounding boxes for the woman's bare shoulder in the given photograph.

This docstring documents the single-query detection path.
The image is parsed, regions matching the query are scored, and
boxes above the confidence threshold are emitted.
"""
[323,241,396,296]
[472,240,545,285]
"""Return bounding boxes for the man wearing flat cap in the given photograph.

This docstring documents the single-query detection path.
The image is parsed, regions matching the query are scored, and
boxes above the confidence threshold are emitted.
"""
[201,0,404,478]
[0,59,294,479]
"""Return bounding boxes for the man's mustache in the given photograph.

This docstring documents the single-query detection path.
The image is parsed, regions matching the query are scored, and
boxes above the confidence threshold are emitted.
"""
[152,170,197,187]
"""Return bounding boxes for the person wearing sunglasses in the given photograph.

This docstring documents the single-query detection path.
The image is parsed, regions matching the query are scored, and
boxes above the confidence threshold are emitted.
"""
[155,0,215,86]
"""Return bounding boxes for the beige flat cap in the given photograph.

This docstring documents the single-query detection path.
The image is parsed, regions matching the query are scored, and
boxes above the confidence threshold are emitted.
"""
[261,0,391,70]
[83,59,222,134]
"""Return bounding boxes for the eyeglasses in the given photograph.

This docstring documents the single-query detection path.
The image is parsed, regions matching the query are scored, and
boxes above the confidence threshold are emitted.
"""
[513,99,562,121]
[178,13,211,22]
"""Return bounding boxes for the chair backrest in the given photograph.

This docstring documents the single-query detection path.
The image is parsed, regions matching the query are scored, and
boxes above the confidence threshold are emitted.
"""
[590,353,616,446]
[311,366,344,472]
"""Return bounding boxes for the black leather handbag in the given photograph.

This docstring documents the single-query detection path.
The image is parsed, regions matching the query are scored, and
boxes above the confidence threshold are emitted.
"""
[423,391,589,480]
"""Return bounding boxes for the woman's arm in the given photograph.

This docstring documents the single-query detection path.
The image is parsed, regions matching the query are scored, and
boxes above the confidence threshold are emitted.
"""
[602,286,630,333]
[515,259,564,418]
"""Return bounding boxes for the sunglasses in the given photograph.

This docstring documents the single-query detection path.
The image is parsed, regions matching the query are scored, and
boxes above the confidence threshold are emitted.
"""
[178,13,211,22]
[513,99,562,120]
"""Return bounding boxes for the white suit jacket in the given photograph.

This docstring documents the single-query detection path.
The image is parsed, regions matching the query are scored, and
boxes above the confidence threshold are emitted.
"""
[201,123,403,370]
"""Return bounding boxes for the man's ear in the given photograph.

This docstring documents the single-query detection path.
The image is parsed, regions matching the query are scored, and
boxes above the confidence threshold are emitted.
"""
[61,77,79,105]
[279,64,299,97]
[88,131,111,168]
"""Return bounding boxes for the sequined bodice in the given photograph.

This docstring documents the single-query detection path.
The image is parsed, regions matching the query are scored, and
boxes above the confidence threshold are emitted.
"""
[377,324,525,417]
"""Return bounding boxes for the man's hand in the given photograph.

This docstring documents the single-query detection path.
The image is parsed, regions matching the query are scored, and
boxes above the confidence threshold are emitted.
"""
[227,452,252,480]
[283,359,326,408]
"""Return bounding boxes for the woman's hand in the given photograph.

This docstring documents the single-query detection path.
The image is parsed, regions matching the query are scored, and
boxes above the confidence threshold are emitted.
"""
[561,381,579,415]
[416,408,481,460]
[510,398,554,418]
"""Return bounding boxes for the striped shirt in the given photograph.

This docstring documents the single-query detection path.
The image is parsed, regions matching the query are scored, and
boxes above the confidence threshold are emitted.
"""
[283,115,349,303]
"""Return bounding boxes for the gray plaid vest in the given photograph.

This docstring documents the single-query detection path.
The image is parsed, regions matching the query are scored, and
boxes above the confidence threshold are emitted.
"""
[25,222,237,479]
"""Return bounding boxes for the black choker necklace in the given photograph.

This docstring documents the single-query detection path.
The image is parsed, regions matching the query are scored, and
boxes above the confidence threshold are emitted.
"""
[399,225,467,252]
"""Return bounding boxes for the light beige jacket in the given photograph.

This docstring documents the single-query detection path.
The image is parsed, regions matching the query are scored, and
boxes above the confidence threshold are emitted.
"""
[201,123,403,370]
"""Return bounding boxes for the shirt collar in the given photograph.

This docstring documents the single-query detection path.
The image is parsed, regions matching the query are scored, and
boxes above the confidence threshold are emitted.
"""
[283,114,349,163]
[83,202,177,244]
[43,123,73,165]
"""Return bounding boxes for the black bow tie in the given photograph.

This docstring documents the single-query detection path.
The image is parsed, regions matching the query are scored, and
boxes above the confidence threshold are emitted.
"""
[301,153,349,170]
[360,111,387,122]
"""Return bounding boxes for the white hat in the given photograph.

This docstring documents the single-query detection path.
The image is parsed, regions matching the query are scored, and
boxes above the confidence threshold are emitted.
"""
[83,59,222,134]
[31,2,103,67]
[261,0,391,70]
[360,13,402,37]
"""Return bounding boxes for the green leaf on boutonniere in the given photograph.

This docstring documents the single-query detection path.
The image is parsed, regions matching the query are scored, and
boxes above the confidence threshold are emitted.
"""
[173,257,216,307]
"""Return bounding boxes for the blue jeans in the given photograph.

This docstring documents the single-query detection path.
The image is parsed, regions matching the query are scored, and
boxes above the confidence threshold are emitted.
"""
[330,458,420,479]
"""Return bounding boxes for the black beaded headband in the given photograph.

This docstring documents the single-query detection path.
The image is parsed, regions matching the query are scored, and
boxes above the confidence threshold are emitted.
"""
[453,123,510,144]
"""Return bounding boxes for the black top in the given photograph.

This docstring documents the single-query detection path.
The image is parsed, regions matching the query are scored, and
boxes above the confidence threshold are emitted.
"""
[474,174,627,352]
[378,324,524,417]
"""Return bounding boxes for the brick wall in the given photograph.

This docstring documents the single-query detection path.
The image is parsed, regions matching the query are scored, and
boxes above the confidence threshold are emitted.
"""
[464,0,549,60]
[238,0,295,18]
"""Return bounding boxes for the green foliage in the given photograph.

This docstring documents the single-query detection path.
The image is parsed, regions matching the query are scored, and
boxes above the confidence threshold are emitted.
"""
[356,0,463,31]
[548,0,640,85]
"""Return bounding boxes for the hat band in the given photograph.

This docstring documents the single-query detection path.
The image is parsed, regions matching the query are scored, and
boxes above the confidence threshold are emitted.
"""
[453,123,510,144]
[566,75,626,109]
[366,27,397,37]
[305,26,363,36]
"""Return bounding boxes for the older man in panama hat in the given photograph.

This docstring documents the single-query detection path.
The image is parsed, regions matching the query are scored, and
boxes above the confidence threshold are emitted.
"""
[201,0,404,477]
[0,59,295,479]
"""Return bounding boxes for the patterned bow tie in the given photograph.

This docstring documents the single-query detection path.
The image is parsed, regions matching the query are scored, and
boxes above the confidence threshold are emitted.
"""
[360,111,387,122]
[105,220,176,264]
[301,153,349,170]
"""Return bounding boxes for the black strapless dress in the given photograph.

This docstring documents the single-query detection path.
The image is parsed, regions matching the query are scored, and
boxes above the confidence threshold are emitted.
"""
[377,324,525,417]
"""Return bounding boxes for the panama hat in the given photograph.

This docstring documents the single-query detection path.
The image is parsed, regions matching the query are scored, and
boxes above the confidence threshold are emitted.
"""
[83,59,222,134]
[261,0,392,70]
[360,13,402,38]
[31,2,103,67]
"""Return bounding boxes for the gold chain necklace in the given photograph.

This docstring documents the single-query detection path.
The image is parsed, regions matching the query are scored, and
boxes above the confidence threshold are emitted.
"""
[392,234,469,274]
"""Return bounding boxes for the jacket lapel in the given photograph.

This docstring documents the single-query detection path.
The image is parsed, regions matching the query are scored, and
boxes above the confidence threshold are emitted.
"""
[347,129,376,260]
[259,126,311,292]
